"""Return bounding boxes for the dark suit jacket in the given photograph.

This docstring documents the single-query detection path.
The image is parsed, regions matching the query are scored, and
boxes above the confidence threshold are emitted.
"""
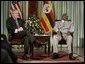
[6,17,25,39]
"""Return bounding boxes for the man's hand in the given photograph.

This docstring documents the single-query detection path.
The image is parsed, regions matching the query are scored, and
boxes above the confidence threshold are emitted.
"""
[14,29,18,33]
[14,27,23,33]
[18,27,23,31]
[57,31,61,35]
[67,31,71,35]
[52,30,57,35]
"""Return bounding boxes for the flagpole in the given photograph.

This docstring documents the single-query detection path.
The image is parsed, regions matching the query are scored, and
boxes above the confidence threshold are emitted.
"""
[50,29,53,52]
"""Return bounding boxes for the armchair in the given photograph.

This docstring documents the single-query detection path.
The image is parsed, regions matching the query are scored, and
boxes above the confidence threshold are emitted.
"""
[7,29,23,45]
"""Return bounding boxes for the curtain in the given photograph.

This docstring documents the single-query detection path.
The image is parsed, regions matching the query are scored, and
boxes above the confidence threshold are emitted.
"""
[1,1,84,47]
[38,1,84,47]
[1,1,10,38]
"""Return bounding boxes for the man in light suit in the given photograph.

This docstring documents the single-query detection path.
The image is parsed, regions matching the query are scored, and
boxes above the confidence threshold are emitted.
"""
[51,13,75,60]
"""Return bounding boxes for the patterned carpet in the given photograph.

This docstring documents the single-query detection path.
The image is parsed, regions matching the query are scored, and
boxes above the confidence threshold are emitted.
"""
[12,46,84,63]
[16,51,84,63]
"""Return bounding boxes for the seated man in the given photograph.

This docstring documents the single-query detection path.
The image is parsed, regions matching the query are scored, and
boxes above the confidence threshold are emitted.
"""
[51,13,74,60]
[6,9,43,59]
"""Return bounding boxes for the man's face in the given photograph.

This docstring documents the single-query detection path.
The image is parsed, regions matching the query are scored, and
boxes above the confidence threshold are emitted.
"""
[62,14,68,21]
[12,10,19,19]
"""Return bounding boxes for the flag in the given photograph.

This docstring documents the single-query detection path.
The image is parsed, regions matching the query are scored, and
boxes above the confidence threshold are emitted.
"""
[40,1,55,33]
[9,1,22,18]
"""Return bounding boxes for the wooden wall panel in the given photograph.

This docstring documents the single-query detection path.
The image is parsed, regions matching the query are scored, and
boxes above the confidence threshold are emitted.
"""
[28,1,38,16]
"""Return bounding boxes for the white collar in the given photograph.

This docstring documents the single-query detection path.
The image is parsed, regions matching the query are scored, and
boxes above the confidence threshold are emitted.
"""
[61,20,68,22]
[62,20,65,22]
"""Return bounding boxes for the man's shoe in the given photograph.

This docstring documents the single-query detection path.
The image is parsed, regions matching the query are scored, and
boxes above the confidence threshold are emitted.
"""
[52,53,59,59]
[69,53,76,60]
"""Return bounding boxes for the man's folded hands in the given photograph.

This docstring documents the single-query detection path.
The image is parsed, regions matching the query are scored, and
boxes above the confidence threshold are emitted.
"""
[14,27,23,33]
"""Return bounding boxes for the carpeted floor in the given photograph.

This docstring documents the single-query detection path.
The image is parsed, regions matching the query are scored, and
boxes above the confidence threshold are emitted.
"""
[12,47,84,63]
[16,51,84,63]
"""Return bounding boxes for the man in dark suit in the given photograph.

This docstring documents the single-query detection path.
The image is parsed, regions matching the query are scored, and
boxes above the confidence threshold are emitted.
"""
[6,9,42,59]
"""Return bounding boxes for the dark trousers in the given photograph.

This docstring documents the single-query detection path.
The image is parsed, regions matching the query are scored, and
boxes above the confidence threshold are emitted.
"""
[13,30,35,56]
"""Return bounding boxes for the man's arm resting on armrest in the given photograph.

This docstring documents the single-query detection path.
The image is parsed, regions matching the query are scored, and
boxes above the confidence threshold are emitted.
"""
[52,30,57,35]
[67,31,73,36]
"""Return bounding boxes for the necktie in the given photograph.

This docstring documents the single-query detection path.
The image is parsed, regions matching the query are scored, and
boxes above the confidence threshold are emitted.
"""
[15,19,19,28]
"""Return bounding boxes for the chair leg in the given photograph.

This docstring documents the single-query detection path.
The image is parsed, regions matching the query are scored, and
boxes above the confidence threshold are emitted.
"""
[45,44,46,54]
[52,46,53,52]
[71,43,73,53]
[30,44,33,57]
[60,45,62,50]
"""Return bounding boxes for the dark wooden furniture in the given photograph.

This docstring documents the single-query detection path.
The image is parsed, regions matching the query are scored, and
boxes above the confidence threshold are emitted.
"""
[30,35,50,57]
